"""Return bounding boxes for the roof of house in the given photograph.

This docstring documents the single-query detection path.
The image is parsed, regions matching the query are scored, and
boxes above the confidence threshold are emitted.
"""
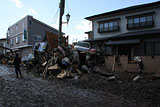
[8,15,61,35]
[111,29,160,39]
[106,39,141,45]
[85,1,160,21]
[85,29,160,42]
[85,31,93,34]
[84,37,109,42]
[0,38,6,41]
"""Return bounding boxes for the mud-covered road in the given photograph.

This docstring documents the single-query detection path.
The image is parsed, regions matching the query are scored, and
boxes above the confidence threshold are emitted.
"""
[0,65,159,107]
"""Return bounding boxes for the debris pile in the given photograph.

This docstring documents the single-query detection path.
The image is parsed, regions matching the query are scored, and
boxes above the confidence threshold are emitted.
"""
[0,46,14,65]
[26,44,89,79]
[24,41,110,80]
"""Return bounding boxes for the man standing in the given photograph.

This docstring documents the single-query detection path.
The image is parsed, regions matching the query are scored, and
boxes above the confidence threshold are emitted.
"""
[14,53,22,78]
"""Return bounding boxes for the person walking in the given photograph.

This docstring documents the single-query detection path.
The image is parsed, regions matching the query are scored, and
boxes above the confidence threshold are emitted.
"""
[14,53,22,78]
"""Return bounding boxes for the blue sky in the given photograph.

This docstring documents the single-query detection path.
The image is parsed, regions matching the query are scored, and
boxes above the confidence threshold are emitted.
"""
[0,0,159,43]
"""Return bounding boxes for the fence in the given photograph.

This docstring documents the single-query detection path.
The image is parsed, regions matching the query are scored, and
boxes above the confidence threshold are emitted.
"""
[105,56,160,75]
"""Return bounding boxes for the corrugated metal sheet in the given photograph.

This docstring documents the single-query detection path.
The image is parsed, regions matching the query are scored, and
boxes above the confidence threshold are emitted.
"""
[45,32,68,51]
[46,32,58,50]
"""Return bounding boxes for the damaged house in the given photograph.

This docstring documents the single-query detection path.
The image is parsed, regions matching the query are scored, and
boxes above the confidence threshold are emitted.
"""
[85,1,160,74]
[7,15,59,57]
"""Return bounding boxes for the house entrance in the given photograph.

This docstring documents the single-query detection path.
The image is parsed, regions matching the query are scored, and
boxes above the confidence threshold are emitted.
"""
[118,45,131,60]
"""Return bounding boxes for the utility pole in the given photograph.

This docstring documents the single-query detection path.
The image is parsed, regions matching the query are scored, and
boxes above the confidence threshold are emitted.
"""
[58,0,65,46]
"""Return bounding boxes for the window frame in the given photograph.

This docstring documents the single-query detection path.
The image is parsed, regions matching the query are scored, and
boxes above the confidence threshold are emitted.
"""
[98,18,120,33]
[145,41,160,56]
[127,12,154,30]
[10,39,13,45]
[104,46,113,55]
[33,34,42,41]
[155,42,160,55]
[29,18,32,26]
[16,37,19,44]
[16,24,18,31]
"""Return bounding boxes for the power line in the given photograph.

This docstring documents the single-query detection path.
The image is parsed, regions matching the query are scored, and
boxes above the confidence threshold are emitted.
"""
[50,8,59,26]
[65,0,78,36]
[66,0,78,23]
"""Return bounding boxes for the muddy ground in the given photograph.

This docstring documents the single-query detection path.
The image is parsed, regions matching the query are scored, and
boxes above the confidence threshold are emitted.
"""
[0,64,160,107]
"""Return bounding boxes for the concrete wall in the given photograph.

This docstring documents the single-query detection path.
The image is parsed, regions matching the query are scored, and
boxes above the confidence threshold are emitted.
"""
[8,16,28,49]
[7,15,59,57]
[105,56,160,74]
[28,17,58,46]
[92,6,160,39]
[141,56,160,73]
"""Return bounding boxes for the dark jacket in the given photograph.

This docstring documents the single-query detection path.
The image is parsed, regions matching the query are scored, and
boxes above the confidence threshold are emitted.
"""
[14,56,21,68]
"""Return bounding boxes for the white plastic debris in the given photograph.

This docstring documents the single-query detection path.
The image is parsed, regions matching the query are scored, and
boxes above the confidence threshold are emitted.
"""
[133,75,141,81]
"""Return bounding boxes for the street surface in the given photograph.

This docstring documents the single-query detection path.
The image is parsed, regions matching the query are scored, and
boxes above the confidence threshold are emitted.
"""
[0,65,159,107]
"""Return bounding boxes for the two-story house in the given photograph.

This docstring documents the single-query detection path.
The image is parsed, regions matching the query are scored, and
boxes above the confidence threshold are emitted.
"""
[85,1,160,58]
[7,15,59,57]
[85,1,160,73]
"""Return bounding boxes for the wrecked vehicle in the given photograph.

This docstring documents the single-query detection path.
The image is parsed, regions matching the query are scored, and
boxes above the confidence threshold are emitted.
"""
[21,53,35,64]
[74,41,91,52]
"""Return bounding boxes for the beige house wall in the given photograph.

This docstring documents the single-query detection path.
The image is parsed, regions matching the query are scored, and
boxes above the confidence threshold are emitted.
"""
[105,56,160,74]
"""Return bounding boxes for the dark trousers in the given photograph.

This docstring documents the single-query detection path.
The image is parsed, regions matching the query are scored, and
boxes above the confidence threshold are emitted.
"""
[15,66,22,78]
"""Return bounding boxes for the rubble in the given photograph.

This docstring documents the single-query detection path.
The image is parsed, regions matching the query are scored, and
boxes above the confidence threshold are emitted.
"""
[0,46,15,65]
[25,44,82,79]
[24,39,107,80]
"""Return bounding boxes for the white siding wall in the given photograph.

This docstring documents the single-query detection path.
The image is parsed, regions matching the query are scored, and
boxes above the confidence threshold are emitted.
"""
[93,7,160,39]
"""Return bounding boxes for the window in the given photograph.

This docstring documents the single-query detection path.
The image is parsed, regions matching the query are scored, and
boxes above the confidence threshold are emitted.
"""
[155,42,160,55]
[99,23,103,32]
[140,17,146,26]
[98,19,120,33]
[146,16,153,26]
[3,43,5,47]
[128,19,134,28]
[29,18,32,26]
[109,22,114,30]
[76,41,90,48]
[145,42,160,56]
[113,21,118,29]
[104,46,113,55]
[16,37,19,44]
[22,29,27,41]
[16,24,18,31]
[10,39,13,45]
[127,13,154,29]
[145,42,154,56]
[104,23,108,31]
[33,35,41,41]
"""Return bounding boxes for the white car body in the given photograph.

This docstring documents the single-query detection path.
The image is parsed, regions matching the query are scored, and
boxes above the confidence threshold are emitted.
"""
[74,41,91,52]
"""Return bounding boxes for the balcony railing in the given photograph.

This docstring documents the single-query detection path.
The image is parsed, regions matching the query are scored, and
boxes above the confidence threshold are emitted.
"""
[127,21,154,29]
[98,26,120,33]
